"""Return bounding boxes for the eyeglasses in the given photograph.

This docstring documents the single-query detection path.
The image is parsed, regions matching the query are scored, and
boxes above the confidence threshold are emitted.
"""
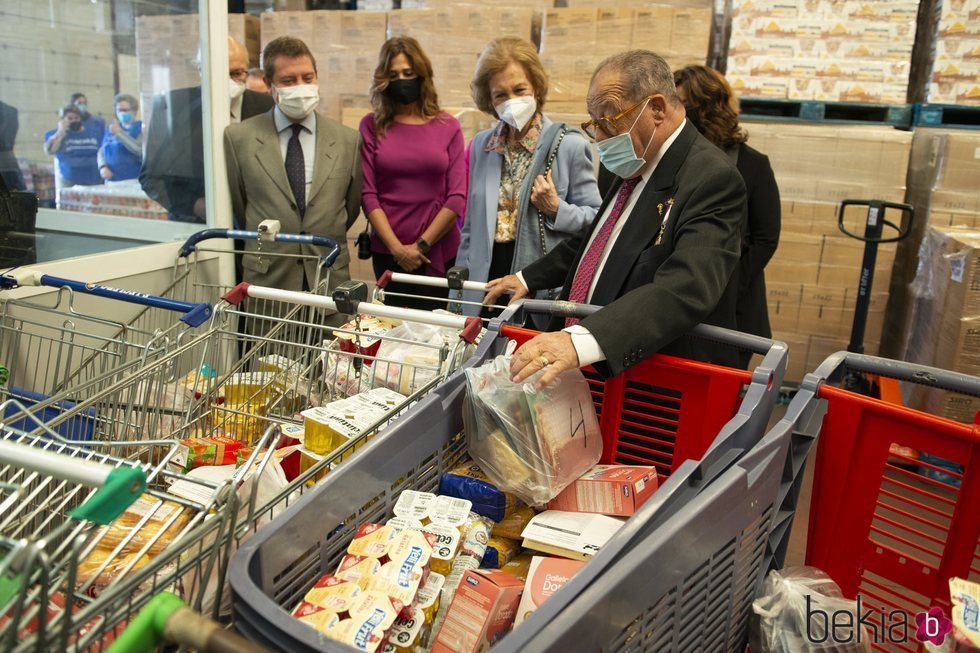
[230,68,248,81]
[580,96,652,140]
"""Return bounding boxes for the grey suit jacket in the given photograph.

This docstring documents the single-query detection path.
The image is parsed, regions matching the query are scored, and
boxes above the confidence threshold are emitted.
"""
[224,110,362,301]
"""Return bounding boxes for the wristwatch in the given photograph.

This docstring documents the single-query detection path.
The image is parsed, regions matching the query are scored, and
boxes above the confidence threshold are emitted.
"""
[416,238,431,254]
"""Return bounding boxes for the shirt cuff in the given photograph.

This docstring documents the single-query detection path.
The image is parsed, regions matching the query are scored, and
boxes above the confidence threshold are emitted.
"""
[515,271,529,290]
[562,324,606,367]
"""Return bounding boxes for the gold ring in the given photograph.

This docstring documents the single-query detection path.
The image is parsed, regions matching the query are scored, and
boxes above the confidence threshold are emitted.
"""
[538,355,550,367]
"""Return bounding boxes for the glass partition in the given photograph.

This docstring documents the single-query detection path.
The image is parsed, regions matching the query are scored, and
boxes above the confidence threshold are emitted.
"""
[0,1,240,262]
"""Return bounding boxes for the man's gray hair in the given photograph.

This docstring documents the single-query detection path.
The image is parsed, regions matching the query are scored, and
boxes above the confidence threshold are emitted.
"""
[594,50,680,105]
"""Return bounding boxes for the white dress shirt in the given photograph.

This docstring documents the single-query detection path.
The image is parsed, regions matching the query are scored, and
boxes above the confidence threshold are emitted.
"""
[517,119,687,367]
[274,107,316,203]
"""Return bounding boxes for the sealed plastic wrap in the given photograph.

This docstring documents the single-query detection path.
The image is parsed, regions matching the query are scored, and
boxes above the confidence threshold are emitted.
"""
[463,352,601,506]
[750,566,872,653]
[373,319,467,396]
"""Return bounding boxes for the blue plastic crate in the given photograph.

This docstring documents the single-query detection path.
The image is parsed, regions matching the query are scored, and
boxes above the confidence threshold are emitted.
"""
[3,386,97,441]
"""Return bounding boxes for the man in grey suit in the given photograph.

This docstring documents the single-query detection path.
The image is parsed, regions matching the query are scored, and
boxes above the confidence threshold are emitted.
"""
[485,50,747,387]
[224,37,362,317]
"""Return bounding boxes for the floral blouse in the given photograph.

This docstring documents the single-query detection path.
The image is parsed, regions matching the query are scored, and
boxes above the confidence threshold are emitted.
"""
[486,113,542,243]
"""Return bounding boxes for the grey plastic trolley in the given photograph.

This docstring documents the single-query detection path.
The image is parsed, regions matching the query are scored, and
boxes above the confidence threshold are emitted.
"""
[227,301,791,652]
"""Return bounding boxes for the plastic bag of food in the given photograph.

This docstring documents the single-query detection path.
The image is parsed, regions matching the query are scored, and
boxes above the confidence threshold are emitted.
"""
[463,352,601,506]
[372,319,460,396]
[751,566,872,652]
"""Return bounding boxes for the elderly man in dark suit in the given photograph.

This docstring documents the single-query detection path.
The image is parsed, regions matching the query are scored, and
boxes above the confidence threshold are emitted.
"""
[140,37,274,223]
[484,50,747,386]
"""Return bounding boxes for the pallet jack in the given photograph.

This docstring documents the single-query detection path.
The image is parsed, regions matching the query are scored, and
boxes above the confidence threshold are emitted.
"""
[836,199,916,462]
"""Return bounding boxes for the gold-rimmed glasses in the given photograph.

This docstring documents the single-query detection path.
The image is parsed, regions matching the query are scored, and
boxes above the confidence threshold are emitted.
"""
[580,96,652,139]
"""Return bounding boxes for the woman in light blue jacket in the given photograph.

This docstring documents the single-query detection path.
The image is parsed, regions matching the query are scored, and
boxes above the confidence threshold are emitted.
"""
[456,37,601,316]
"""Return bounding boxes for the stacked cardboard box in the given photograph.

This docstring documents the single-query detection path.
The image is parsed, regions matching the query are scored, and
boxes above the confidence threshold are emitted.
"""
[883,128,980,359]
[136,14,260,99]
[726,0,917,103]
[904,228,980,423]
[539,5,710,113]
[744,121,913,382]
[931,2,980,105]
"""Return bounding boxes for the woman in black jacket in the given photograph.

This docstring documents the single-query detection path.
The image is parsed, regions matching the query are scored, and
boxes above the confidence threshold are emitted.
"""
[674,65,781,368]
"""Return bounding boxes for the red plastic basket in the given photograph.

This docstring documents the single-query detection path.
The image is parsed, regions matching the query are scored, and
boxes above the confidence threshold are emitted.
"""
[805,382,980,651]
[500,324,754,479]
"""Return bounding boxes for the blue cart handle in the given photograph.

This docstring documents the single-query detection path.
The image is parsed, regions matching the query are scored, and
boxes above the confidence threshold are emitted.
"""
[178,228,341,269]
[0,271,212,328]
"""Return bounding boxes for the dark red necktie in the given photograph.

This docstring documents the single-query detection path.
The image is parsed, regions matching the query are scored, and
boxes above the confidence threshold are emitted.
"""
[565,177,641,327]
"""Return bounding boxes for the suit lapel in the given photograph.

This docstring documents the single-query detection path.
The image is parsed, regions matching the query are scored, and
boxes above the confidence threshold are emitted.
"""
[253,115,294,201]
[307,114,339,205]
[586,121,698,305]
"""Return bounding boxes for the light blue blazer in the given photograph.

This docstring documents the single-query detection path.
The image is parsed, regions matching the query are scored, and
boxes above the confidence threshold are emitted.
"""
[456,115,602,315]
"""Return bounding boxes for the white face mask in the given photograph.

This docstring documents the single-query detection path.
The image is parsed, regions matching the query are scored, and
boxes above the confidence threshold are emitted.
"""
[229,79,246,102]
[494,96,537,132]
[275,83,319,120]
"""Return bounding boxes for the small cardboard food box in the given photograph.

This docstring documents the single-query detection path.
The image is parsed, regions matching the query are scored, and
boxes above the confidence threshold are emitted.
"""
[515,556,586,627]
[546,465,659,516]
[430,569,524,653]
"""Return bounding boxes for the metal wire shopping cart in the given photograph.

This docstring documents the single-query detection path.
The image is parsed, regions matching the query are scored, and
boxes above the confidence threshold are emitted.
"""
[794,352,980,653]
[0,419,237,653]
[0,225,340,443]
[228,300,790,652]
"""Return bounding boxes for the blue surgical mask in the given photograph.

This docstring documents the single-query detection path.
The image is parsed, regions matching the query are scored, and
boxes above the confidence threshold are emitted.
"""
[117,111,134,124]
[75,103,88,115]
[596,99,656,179]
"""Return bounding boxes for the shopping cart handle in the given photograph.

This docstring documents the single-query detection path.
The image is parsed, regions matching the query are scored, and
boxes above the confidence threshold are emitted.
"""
[811,351,980,397]
[0,439,146,525]
[460,317,482,344]
[178,229,340,266]
[0,272,213,327]
[377,269,394,289]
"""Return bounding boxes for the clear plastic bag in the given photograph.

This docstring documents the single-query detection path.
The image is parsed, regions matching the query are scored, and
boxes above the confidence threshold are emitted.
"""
[751,566,872,653]
[462,351,602,506]
[372,320,460,395]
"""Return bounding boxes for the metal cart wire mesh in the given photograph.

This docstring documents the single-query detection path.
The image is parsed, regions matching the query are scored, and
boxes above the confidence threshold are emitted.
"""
[0,422,237,653]
[228,300,789,652]
[797,352,980,653]
[0,227,339,443]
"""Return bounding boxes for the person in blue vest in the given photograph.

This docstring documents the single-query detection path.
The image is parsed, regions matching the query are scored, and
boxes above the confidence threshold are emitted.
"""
[70,92,107,137]
[98,94,143,182]
[43,104,102,186]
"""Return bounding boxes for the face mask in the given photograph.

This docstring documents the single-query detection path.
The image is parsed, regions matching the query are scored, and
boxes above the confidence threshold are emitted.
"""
[229,79,246,102]
[275,83,319,120]
[68,121,83,132]
[494,96,537,132]
[117,111,134,124]
[385,78,422,106]
[75,103,88,115]
[596,99,656,179]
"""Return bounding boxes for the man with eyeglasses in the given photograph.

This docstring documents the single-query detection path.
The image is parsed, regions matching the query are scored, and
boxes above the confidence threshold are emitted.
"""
[483,50,747,387]
[140,37,274,223]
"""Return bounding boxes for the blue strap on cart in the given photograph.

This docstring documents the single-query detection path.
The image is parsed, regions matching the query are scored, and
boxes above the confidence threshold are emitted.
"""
[177,228,341,269]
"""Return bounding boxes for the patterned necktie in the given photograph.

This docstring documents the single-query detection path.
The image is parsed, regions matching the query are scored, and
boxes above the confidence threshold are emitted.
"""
[285,123,306,219]
[565,176,641,327]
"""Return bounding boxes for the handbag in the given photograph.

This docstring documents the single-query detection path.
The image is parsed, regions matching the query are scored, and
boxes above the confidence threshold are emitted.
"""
[0,173,38,267]
[355,226,372,260]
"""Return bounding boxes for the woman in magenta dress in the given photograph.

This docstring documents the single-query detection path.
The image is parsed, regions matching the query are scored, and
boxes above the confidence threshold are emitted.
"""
[360,36,467,310]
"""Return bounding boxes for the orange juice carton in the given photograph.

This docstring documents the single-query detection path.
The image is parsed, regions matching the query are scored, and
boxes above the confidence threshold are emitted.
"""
[546,465,658,516]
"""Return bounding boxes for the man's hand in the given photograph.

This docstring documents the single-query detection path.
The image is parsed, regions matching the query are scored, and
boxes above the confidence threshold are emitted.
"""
[393,243,430,272]
[100,166,113,180]
[483,274,528,307]
[511,331,579,388]
[530,170,559,217]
